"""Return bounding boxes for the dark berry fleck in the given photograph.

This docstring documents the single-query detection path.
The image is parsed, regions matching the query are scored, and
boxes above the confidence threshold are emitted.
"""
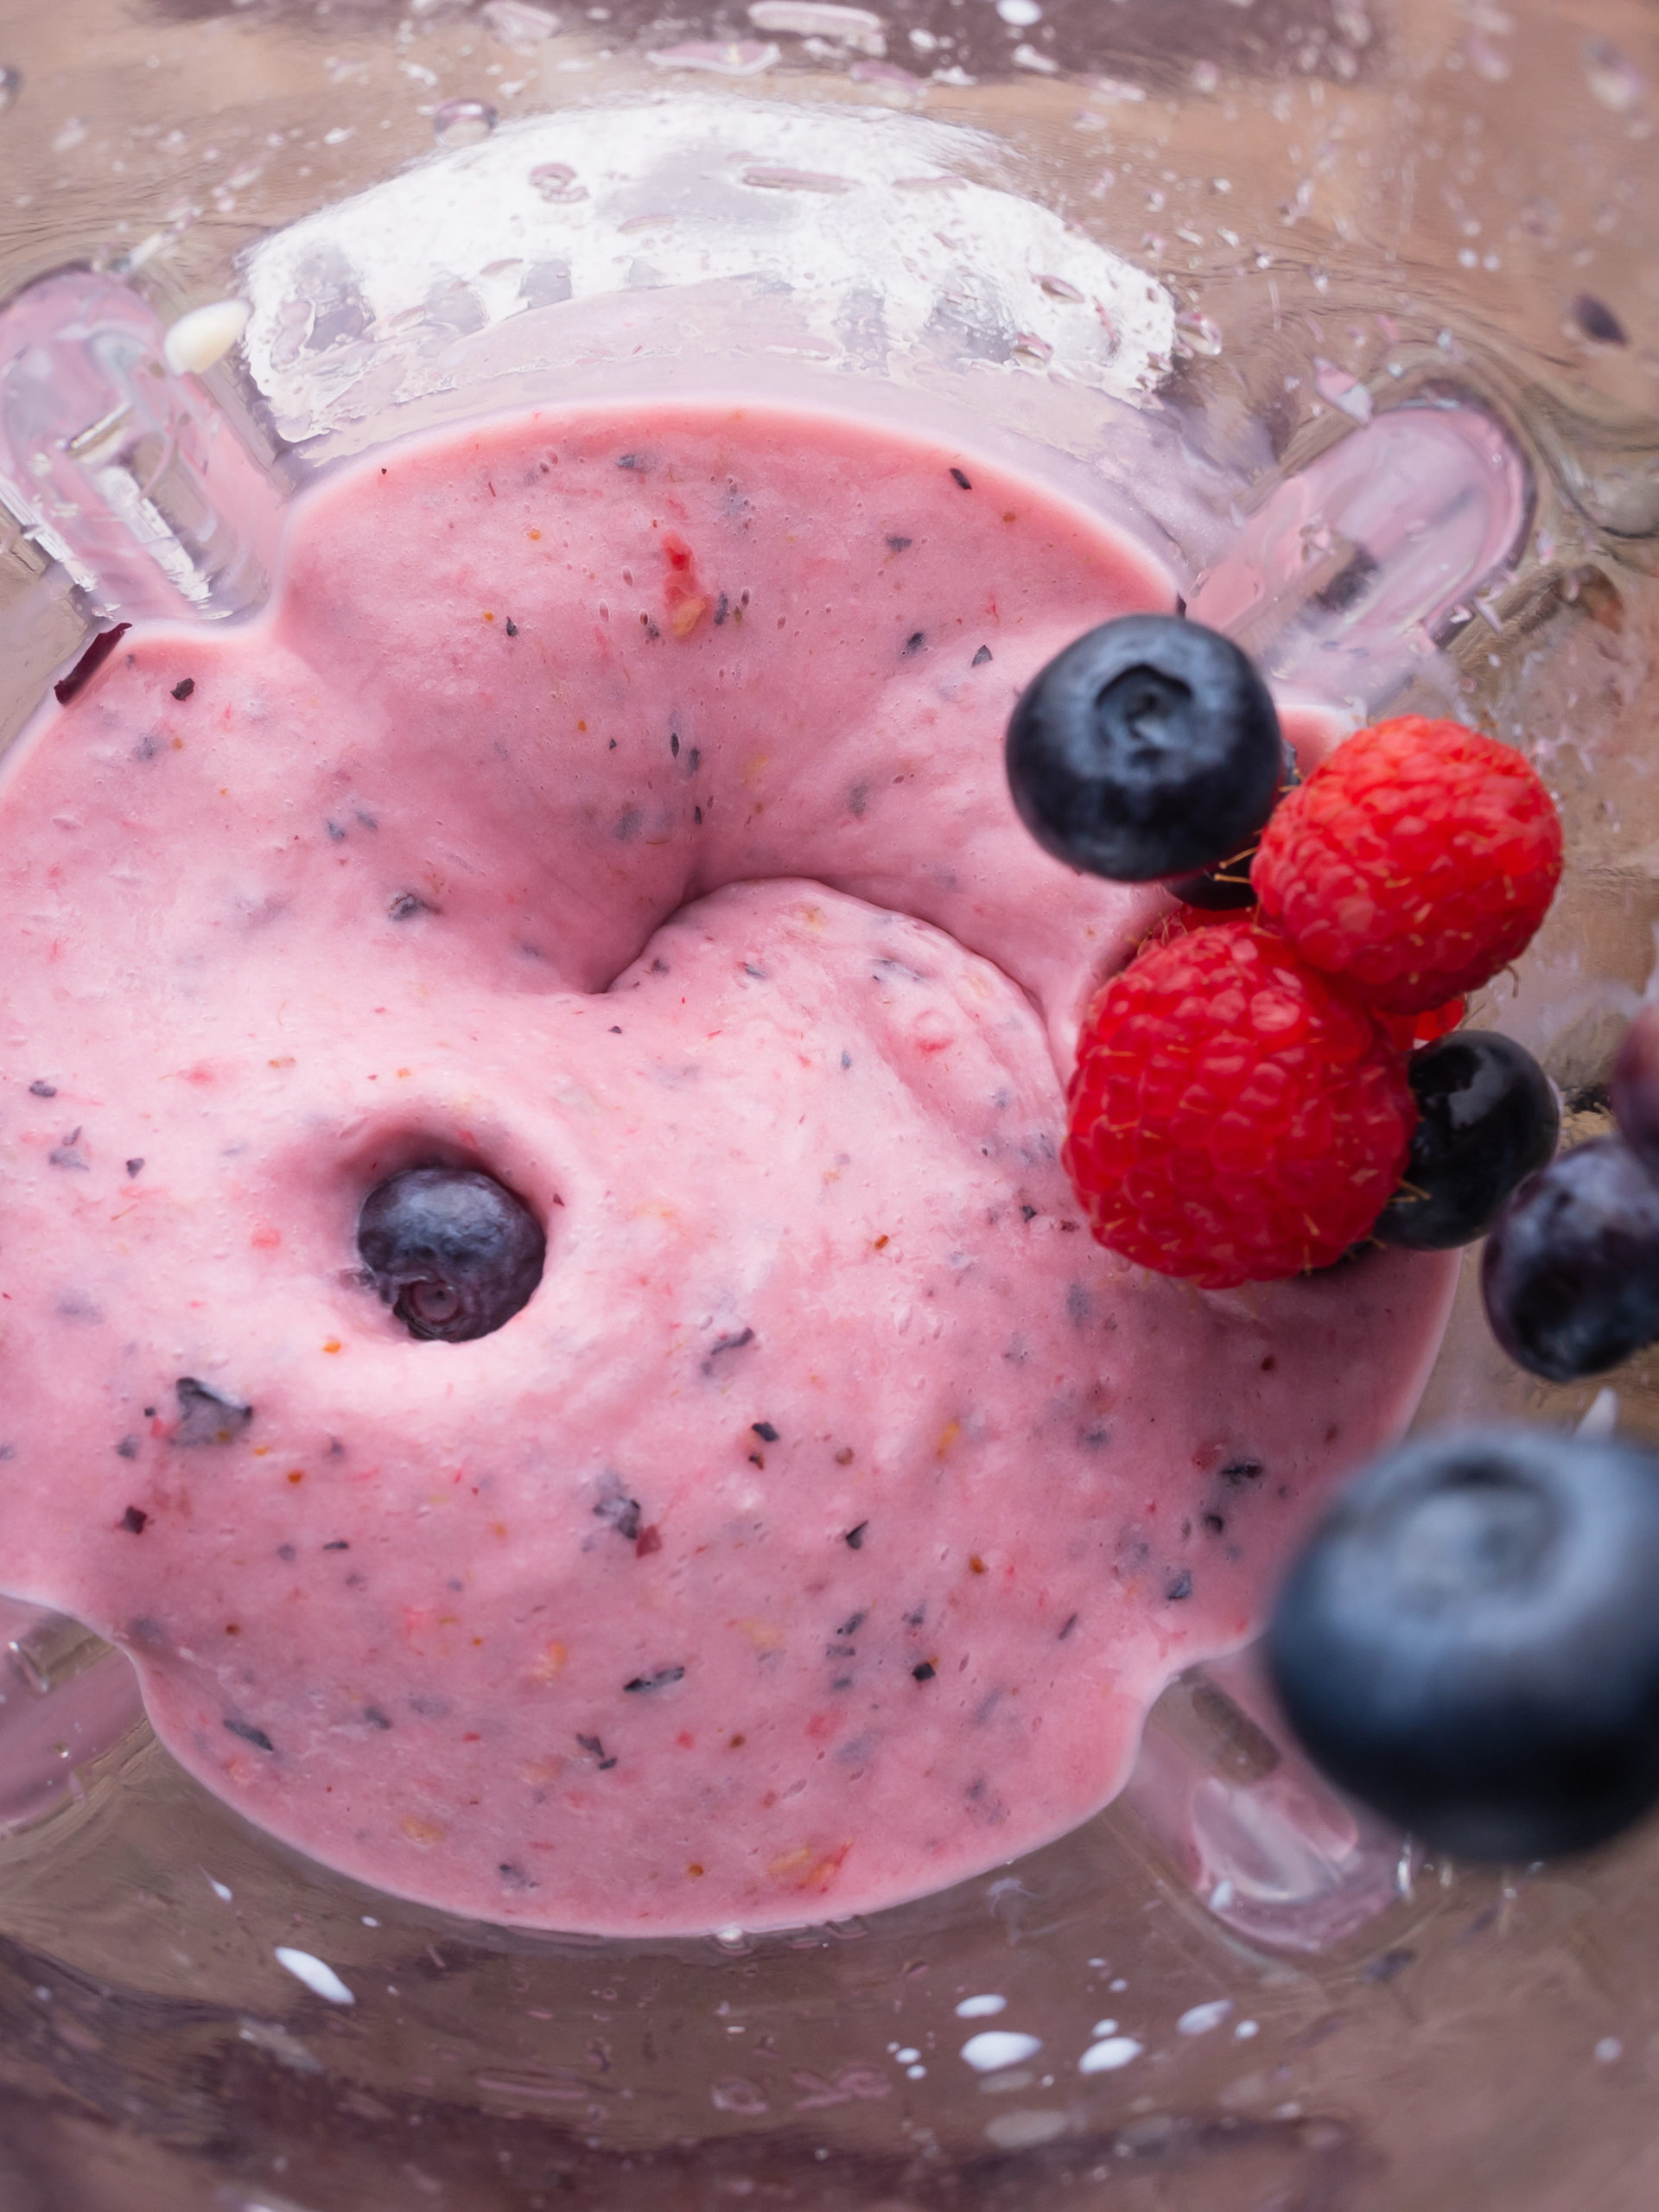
[28,1080,55,1098]
[1165,1568,1193,1601]
[1482,1139,1659,1381]
[1269,1426,1659,1858]
[902,631,925,658]
[388,891,437,921]
[322,1539,349,1552]
[365,1707,392,1729]
[844,1522,868,1549]
[623,1664,685,1693]
[505,619,518,637]
[115,1436,139,1460]
[54,623,130,706]
[1058,1612,1078,1639]
[887,535,912,552]
[171,677,195,701]
[972,645,993,667]
[1006,614,1281,883]
[121,1505,148,1534]
[595,1494,643,1542]
[1376,1033,1560,1250]
[358,1166,545,1343]
[125,1159,144,1178]
[224,1717,275,1752]
[752,1420,779,1443]
[1572,294,1628,346]
[175,1376,253,1446]
[912,1661,937,1681]
[950,467,972,490]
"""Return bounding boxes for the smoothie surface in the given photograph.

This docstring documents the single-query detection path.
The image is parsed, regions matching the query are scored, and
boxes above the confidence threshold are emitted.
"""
[0,403,1455,1932]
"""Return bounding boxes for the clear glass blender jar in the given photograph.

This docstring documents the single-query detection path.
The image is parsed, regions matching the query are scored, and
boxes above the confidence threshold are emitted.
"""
[0,0,1656,2203]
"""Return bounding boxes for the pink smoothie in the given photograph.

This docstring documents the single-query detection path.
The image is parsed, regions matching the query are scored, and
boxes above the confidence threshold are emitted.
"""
[0,403,1456,1934]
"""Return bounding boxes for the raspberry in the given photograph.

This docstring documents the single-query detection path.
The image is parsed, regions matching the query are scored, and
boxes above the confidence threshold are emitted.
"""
[1250,716,1562,1015]
[1064,917,1416,1290]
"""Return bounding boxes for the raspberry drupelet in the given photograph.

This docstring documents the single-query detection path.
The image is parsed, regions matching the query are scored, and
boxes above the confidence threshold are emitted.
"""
[1064,914,1417,1290]
[1249,715,1563,1015]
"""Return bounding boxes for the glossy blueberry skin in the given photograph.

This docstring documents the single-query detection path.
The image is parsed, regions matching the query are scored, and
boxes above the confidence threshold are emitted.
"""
[358,1166,545,1343]
[1481,1139,1659,1382]
[1268,1427,1659,1859]
[1005,614,1282,884]
[1375,1032,1560,1251]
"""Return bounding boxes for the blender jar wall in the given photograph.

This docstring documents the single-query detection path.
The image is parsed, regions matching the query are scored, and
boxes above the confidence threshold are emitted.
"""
[0,0,1656,2206]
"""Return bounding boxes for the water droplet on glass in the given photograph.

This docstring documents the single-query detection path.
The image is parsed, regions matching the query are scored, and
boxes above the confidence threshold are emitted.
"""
[529,161,586,202]
[748,2,886,55]
[645,38,780,75]
[1571,293,1629,346]
[50,116,87,155]
[0,67,21,115]
[1584,39,1643,114]
[481,0,561,49]
[996,0,1042,24]
[162,298,251,375]
[433,99,498,149]
[1176,309,1224,359]
[1191,59,1220,93]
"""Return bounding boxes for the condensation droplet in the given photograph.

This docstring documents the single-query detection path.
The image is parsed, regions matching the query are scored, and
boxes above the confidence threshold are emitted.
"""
[1176,309,1223,358]
[163,298,251,375]
[740,164,855,194]
[646,38,780,75]
[0,67,21,115]
[529,161,587,202]
[996,0,1043,24]
[480,0,562,50]
[1584,39,1643,114]
[50,115,87,154]
[432,99,499,149]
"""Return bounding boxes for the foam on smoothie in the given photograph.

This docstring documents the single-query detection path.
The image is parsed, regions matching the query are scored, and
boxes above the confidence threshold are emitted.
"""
[0,403,1456,1933]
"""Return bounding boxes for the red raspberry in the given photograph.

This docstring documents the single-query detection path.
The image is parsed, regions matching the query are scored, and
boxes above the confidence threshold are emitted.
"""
[1378,995,1467,1052]
[1064,916,1415,1290]
[1250,716,1562,1015]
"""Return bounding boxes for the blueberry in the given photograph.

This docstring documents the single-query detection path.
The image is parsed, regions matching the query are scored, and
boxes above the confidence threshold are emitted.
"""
[1005,614,1282,883]
[1611,1006,1659,1179]
[1375,1032,1560,1251]
[1166,739,1302,911]
[358,1166,545,1342]
[1268,1426,1659,1859]
[1480,1139,1659,1381]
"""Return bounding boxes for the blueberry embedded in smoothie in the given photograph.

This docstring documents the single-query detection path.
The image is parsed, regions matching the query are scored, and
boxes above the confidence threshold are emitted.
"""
[1005,613,1283,885]
[1268,1427,1659,1859]
[358,1166,546,1342]
[1375,1032,1560,1252]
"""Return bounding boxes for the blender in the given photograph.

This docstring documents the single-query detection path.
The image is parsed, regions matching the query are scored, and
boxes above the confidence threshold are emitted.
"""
[0,0,1656,2203]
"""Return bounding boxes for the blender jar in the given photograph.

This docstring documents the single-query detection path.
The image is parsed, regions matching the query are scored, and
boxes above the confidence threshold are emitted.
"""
[0,0,1656,2205]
